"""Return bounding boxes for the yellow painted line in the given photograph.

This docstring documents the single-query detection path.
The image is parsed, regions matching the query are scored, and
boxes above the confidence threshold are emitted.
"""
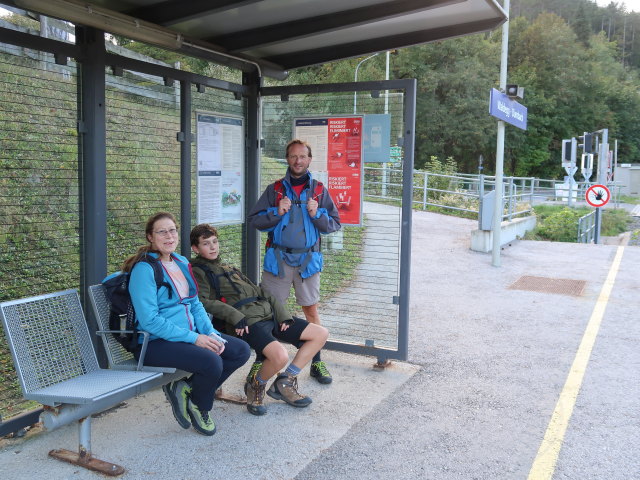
[527,245,625,480]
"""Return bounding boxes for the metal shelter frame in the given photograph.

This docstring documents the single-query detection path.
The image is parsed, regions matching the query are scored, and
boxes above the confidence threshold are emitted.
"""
[261,81,416,362]
[0,23,416,435]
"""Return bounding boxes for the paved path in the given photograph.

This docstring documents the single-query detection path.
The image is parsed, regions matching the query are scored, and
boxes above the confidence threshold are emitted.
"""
[321,201,401,348]
[1,210,638,480]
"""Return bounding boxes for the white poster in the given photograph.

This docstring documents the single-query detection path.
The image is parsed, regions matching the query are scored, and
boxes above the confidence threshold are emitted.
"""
[196,113,244,225]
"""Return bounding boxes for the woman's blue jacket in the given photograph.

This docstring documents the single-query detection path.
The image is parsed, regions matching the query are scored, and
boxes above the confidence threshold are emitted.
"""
[128,252,220,344]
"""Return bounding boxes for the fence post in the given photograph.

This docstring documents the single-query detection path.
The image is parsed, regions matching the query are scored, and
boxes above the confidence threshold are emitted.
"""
[507,177,514,220]
[382,162,388,197]
[478,174,485,229]
[529,177,534,204]
[422,172,428,210]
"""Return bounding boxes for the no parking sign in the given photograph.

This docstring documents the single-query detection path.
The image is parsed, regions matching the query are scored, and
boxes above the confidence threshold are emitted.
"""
[585,184,611,208]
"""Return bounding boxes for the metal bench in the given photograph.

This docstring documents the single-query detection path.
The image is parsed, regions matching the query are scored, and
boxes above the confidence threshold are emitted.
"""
[88,283,183,375]
[0,289,167,476]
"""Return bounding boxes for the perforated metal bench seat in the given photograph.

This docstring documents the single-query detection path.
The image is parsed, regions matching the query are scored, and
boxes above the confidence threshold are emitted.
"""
[0,289,170,475]
[26,368,161,406]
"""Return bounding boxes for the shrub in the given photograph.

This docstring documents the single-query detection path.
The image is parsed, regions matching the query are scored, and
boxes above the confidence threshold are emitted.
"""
[535,207,582,242]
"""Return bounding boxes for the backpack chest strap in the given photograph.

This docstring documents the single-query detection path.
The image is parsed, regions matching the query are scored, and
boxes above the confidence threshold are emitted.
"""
[232,296,264,309]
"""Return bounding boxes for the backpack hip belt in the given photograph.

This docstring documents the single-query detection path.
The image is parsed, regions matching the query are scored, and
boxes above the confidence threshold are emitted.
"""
[270,242,319,279]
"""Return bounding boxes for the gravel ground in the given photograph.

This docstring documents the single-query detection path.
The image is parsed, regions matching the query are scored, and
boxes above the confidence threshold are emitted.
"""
[627,216,640,246]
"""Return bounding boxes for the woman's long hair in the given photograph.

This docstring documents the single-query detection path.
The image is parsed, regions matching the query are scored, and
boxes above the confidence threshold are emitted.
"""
[121,212,178,272]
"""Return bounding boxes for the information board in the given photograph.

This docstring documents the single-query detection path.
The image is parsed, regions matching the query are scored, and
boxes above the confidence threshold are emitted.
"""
[196,112,244,225]
[294,116,363,225]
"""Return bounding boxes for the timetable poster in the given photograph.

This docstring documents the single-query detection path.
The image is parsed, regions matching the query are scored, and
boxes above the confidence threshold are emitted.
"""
[294,116,363,226]
[196,112,244,225]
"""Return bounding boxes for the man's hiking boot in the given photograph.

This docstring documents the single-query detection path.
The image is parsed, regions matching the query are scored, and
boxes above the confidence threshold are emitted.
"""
[162,379,191,429]
[245,360,263,384]
[244,376,267,416]
[266,373,312,408]
[187,398,216,436]
[310,361,333,384]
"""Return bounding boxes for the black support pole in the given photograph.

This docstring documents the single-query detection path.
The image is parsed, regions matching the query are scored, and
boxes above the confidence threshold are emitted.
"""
[243,70,262,283]
[77,27,108,364]
[179,80,192,256]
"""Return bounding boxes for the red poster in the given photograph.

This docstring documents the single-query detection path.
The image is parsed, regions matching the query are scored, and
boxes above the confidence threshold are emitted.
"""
[327,117,362,225]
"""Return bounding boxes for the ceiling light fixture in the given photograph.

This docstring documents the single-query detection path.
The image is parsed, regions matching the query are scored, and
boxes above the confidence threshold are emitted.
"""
[14,0,183,49]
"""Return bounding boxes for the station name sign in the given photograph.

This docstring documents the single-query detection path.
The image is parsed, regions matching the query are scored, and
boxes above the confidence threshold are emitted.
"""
[489,88,527,130]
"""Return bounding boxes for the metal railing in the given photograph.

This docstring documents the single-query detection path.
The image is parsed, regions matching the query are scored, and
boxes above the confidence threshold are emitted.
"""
[577,210,596,243]
[364,165,625,224]
[364,165,536,222]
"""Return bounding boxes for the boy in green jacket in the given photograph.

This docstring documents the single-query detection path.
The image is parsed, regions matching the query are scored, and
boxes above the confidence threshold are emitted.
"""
[190,223,329,416]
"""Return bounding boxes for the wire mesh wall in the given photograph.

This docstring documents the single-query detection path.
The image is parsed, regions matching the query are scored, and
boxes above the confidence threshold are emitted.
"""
[103,72,249,271]
[261,90,406,352]
[0,46,79,421]
[105,69,182,271]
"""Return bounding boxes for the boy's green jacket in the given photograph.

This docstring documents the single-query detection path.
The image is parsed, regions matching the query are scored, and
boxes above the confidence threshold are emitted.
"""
[191,255,293,333]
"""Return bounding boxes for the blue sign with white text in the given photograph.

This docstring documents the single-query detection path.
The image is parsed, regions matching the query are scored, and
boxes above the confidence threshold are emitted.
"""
[489,88,527,130]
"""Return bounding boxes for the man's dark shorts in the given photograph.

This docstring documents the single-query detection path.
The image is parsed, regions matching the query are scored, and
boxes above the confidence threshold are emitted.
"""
[241,317,309,354]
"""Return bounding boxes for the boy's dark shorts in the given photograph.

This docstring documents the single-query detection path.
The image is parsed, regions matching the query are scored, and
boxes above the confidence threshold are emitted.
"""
[241,317,309,354]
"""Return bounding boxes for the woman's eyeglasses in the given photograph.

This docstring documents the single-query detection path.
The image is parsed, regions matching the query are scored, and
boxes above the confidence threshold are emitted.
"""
[154,228,178,237]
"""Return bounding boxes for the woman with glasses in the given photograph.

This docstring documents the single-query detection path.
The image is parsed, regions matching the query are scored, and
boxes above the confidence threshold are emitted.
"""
[124,212,250,436]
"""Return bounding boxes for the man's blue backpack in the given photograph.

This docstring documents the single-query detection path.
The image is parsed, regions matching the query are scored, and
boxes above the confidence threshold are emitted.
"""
[102,256,171,352]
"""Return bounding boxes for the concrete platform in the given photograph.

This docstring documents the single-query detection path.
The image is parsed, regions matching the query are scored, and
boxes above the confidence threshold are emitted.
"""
[0,349,419,479]
[2,209,638,480]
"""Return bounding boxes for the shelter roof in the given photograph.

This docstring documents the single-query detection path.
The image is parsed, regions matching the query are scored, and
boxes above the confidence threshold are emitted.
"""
[7,0,506,78]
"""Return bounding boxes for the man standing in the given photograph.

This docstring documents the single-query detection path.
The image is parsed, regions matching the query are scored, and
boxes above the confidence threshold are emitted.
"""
[248,139,341,384]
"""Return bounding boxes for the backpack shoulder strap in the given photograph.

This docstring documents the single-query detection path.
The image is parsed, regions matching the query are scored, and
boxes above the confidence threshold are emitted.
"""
[192,263,222,300]
[273,178,286,205]
[139,256,173,298]
[311,179,324,202]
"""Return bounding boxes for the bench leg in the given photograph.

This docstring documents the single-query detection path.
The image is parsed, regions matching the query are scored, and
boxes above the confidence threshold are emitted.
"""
[48,416,125,477]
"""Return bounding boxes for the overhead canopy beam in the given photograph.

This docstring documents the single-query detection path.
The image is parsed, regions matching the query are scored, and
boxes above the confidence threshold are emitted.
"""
[264,18,503,69]
[210,0,462,51]
[125,0,263,26]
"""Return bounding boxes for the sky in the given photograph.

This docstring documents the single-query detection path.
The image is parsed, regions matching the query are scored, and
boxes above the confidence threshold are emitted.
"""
[596,0,640,12]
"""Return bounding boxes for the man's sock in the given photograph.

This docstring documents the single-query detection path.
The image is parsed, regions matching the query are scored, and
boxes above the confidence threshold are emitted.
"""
[312,351,321,364]
[284,363,301,377]
[255,372,268,385]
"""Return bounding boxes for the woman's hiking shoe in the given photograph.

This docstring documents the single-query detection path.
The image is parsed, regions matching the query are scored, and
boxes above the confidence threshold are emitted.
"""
[187,399,217,436]
[162,379,191,429]
[310,361,333,384]
[245,361,263,384]
[244,376,267,416]
[266,373,312,408]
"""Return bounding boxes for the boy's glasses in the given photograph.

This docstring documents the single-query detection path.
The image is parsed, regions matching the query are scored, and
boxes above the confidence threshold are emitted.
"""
[154,228,178,237]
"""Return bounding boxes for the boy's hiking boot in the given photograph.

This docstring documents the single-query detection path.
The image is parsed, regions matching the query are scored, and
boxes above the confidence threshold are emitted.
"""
[187,398,216,436]
[244,376,267,416]
[162,379,192,429]
[310,361,333,384]
[266,373,312,408]
[245,360,263,384]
